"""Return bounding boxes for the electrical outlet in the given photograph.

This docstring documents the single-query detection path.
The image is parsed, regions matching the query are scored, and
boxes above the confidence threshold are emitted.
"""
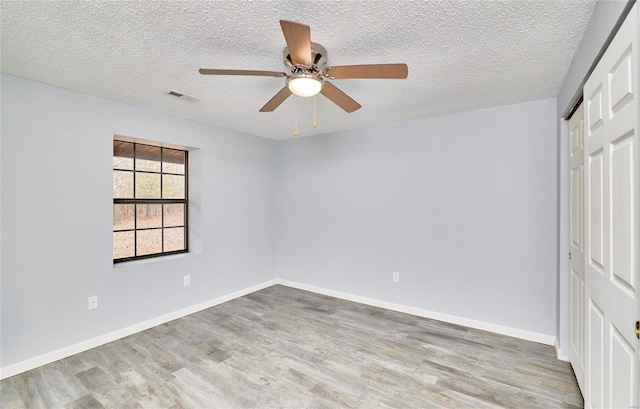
[392,272,400,283]
[184,275,191,286]
[88,295,98,310]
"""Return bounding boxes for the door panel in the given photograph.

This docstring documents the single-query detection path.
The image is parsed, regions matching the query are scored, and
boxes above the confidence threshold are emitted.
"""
[588,300,604,408]
[569,102,586,391]
[611,133,634,290]
[588,86,603,134]
[583,4,638,408]
[588,151,604,271]
[571,269,584,360]
[610,47,633,114]
[611,324,635,408]
[571,164,584,250]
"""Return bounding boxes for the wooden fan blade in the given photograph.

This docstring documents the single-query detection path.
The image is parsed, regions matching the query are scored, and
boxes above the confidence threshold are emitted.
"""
[279,20,312,67]
[259,86,292,112]
[320,82,361,113]
[199,69,286,77]
[324,63,408,79]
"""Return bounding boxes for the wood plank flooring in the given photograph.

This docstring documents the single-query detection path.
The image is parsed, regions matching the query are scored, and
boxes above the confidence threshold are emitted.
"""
[1,285,582,408]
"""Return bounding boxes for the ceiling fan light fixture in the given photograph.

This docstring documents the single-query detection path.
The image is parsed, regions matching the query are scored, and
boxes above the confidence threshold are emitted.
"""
[287,73,323,97]
[199,20,407,113]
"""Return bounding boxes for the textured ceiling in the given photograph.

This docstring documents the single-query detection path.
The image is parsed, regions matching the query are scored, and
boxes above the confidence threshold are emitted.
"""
[1,1,595,140]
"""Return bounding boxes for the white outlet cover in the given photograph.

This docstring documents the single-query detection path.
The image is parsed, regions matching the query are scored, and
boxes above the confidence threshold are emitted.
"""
[184,275,190,286]
[88,295,98,310]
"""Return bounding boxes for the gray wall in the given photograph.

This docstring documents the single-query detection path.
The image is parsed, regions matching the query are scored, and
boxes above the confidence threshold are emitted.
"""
[277,98,559,336]
[555,0,631,357]
[5,21,619,367]
[0,74,277,366]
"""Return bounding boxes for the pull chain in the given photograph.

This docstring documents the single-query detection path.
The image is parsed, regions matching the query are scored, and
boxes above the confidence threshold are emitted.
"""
[294,96,299,136]
[313,95,317,128]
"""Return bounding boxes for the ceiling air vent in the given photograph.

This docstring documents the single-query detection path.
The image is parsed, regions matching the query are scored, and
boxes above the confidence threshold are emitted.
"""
[166,90,201,102]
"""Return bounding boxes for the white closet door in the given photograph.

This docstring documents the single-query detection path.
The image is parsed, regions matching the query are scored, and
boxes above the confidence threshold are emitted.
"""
[569,103,585,394]
[583,3,638,408]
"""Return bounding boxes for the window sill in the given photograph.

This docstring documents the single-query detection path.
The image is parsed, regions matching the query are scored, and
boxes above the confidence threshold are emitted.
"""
[113,252,192,269]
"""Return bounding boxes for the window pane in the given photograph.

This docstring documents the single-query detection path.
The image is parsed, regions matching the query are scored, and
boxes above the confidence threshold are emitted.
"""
[113,204,135,231]
[135,145,161,172]
[164,227,185,252]
[135,173,161,198]
[163,204,185,227]
[113,170,133,198]
[114,156,133,170]
[114,231,134,259]
[162,148,185,174]
[137,229,162,256]
[136,204,162,229]
[114,141,134,170]
[162,174,185,199]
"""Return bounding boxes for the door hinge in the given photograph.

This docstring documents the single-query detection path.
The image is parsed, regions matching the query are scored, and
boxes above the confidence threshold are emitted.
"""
[569,252,572,260]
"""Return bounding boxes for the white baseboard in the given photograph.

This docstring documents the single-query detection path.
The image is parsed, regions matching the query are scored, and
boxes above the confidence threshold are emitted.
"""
[2,277,560,380]
[0,279,278,380]
[275,279,556,346]
[555,339,570,362]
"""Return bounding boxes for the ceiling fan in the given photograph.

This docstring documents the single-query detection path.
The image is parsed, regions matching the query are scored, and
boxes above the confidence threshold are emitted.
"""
[199,20,408,113]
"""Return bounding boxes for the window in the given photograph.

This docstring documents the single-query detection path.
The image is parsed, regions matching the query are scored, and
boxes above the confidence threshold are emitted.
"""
[113,140,188,262]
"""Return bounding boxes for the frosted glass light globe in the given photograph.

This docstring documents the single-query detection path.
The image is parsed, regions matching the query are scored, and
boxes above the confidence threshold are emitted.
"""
[288,75,323,97]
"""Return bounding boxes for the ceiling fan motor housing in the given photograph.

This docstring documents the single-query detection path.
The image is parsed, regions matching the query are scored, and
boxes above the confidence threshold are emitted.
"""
[283,42,328,73]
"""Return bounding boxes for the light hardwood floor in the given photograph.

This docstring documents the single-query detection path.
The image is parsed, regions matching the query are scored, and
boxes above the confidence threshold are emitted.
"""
[1,285,582,408]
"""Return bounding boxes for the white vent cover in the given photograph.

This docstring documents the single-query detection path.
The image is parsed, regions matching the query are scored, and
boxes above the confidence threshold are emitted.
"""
[166,90,201,102]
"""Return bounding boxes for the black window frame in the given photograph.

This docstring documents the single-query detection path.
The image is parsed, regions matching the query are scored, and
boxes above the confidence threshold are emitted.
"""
[113,139,189,263]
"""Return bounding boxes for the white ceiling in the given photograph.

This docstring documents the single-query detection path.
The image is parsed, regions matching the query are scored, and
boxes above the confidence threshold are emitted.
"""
[1,1,595,140]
